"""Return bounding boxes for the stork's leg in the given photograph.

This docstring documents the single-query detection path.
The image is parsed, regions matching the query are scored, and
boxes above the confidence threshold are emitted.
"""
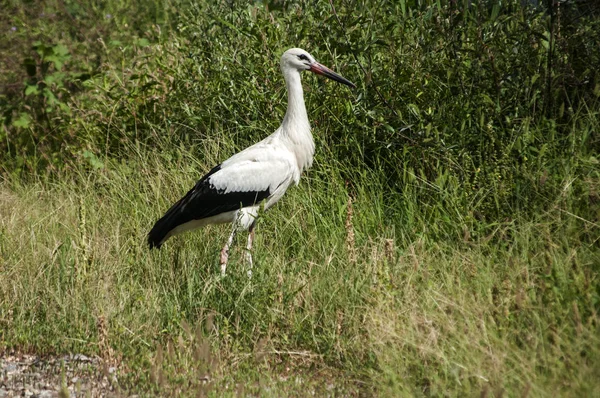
[220,228,237,276]
[245,222,256,278]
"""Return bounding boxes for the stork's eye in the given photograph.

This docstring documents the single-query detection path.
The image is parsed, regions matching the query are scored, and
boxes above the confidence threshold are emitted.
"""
[297,54,309,61]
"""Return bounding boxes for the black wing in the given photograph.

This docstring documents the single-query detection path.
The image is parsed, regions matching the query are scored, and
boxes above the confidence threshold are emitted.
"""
[147,164,270,248]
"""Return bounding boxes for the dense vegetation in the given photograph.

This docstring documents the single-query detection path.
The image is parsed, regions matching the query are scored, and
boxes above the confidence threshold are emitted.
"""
[1,0,599,395]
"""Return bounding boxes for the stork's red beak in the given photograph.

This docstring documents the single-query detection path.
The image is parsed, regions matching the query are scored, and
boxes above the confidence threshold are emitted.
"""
[309,62,356,88]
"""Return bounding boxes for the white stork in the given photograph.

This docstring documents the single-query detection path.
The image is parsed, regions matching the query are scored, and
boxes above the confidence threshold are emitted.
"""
[148,48,355,275]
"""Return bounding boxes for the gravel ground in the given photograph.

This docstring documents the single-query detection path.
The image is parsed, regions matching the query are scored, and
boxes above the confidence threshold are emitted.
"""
[1,353,122,397]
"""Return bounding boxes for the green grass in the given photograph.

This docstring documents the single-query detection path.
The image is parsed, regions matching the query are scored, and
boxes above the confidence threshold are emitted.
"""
[1,143,598,396]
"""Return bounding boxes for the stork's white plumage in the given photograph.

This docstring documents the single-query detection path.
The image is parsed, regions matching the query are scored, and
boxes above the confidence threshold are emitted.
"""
[148,48,355,275]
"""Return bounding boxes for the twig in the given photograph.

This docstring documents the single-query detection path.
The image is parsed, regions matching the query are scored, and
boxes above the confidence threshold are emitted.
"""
[261,350,323,357]
[556,207,600,229]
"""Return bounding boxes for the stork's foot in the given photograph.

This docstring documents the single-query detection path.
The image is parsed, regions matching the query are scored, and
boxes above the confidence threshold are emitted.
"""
[244,251,253,278]
[220,247,229,277]
[220,227,237,277]
[245,225,255,279]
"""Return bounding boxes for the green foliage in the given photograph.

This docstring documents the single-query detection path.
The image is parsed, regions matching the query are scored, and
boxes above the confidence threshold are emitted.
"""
[2,0,598,224]
[1,147,598,396]
[0,0,174,172]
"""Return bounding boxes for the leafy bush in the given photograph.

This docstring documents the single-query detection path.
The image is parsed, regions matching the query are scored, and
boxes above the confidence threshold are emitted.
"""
[0,0,173,172]
[2,0,597,226]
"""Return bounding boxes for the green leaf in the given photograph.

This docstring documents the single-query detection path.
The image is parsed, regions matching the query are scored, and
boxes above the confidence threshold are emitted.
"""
[531,74,540,85]
[481,94,495,106]
[53,44,69,56]
[407,103,420,118]
[25,85,39,96]
[42,88,59,105]
[12,113,32,128]
[490,4,500,21]
[82,150,105,170]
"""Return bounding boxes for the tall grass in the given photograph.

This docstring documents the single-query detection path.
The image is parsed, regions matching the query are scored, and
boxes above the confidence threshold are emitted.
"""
[1,140,599,395]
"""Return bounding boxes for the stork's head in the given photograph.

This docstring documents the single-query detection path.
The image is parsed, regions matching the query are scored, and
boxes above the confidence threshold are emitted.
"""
[280,48,355,88]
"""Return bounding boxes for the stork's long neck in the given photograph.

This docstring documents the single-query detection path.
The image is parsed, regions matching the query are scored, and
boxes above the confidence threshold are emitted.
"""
[281,69,314,172]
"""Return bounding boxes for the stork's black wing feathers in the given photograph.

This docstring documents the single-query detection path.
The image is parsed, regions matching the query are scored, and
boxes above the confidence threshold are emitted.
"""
[147,164,270,249]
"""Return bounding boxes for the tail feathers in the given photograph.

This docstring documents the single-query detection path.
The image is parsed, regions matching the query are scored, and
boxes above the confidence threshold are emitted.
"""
[147,215,173,249]
[148,189,196,249]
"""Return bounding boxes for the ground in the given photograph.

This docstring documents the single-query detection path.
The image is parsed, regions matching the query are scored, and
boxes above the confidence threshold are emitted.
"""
[1,352,119,397]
